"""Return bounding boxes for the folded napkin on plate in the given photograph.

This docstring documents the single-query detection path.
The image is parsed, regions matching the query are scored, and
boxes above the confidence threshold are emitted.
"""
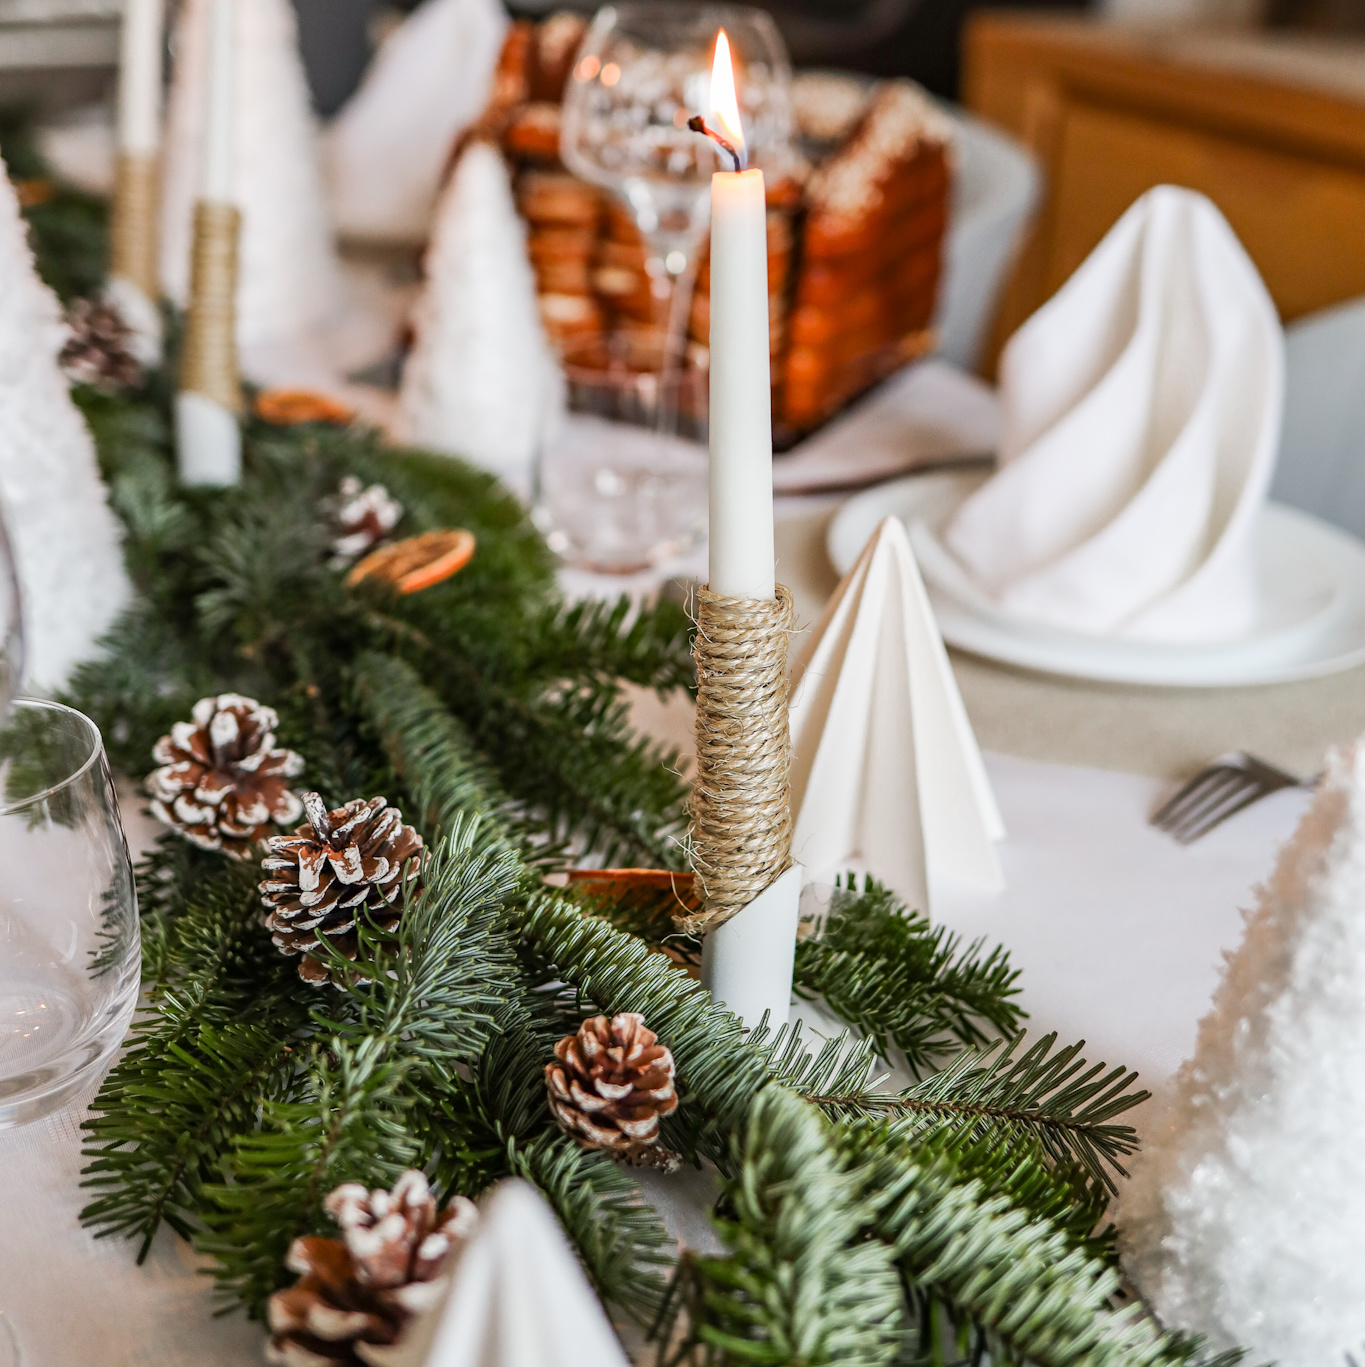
[945,186,1283,642]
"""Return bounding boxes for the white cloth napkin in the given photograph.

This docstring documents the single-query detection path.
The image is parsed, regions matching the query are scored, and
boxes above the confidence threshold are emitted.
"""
[325,0,508,243]
[944,186,1283,642]
[789,516,1004,914]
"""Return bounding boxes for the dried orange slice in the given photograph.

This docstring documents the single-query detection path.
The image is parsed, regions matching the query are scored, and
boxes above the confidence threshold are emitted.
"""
[346,529,476,595]
[15,178,56,209]
[254,387,355,426]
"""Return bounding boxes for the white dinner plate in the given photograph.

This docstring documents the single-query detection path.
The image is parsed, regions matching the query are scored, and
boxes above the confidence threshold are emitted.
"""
[828,472,1365,687]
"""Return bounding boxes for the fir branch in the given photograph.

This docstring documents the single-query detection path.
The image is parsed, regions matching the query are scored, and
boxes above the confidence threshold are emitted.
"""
[880,1034,1149,1194]
[80,987,310,1257]
[523,596,696,696]
[350,650,524,851]
[332,817,526,1072]
[519,894,886,1167]
[794,877,1024,1076]
[844,1120,1214,1367]
[510,1132,677,1327]
[673,1087,903,1367]
[197,1036,421,1317]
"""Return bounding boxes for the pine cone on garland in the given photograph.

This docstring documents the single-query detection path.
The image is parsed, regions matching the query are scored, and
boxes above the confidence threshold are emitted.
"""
[59,298,144,393]
[327,475,403,568]
[260,792,425,985]
[546,1012,680,1168]
[148,694,305,858]
[267,1170,477,1366]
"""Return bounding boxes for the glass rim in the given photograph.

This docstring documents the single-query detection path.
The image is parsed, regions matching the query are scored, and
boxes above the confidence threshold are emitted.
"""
[0,697,106,816]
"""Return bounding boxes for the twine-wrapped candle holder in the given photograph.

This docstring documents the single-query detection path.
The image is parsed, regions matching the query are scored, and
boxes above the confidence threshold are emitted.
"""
[179,200,242,413]
[680,583,796,936]
[110,152,160,300]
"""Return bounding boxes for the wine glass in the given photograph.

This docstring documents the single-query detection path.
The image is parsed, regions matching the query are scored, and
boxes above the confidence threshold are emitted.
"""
[0,700,139,1129]
[560,3,795,374]
[0,498,22,719]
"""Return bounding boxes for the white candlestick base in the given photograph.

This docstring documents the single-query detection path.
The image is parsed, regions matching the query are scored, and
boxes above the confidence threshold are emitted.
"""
[104,275,163,367]
[701,863,804,1030]
[176,391,241,486]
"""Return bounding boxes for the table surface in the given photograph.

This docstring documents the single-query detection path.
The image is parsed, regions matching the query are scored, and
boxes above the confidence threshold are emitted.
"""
[4,483,1360,1367]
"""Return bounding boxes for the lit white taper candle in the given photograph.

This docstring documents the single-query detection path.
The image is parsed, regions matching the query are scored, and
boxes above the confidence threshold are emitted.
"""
[705,31,774,602]
[175,0,242,487]
[694,32,800,1029]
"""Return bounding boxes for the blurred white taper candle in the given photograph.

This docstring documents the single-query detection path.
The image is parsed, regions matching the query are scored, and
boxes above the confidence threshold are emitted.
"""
[688,32,800,1030]
[176,0,242,487]
[108,0,165,359]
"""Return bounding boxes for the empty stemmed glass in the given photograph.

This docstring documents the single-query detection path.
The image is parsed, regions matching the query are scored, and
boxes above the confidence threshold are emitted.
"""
[560,3,795,374]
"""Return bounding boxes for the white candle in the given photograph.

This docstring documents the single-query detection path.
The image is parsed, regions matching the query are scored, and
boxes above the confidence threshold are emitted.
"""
[706,31,774,602]
[117,0,164,156]
[201,0,237,203]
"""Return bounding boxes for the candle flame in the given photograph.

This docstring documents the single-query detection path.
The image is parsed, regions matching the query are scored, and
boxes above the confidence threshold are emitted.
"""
[708,30,746,166]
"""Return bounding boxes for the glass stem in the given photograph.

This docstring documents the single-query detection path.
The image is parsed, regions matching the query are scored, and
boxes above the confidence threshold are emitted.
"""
[642,230,703,436]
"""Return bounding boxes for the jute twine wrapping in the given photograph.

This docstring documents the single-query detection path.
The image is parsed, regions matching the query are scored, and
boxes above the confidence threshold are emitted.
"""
[681,583,796,936]
[110,152,160,300]
[179,200,242,412]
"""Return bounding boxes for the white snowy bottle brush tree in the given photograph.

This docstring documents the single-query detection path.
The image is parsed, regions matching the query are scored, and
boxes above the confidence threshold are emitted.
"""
[1119,738,1365,1366]
[159,0,342,381]
[0,161,130,689]
[399,139,563,485]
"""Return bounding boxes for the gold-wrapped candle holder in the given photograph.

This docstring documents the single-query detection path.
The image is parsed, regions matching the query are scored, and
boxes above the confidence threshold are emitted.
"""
[680,583,796,935]
[179,199,242,413]
[110,152,160,300]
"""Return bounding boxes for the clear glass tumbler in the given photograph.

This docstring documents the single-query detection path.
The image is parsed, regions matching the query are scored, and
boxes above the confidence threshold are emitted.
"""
[0,700,139,1127]
[534,360,709,574]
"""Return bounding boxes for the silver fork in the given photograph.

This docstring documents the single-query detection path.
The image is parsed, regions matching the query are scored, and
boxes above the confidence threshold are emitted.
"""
[1151,752,1310,844]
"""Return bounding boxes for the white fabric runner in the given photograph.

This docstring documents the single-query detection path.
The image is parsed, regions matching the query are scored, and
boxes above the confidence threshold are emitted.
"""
[0,754,1311,1364]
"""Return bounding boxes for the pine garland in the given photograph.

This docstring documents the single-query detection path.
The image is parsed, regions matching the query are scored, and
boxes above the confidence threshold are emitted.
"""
[0,139,1245,1367]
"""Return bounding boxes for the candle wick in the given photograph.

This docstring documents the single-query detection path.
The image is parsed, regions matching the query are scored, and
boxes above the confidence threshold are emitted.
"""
[687,115,742,174]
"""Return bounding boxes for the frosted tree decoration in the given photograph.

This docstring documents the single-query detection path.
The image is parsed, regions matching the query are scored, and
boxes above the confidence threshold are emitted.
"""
[1120,739,1365,1366]
[0,161,130,688]
[399,142,563,483]
[159,0,344,384]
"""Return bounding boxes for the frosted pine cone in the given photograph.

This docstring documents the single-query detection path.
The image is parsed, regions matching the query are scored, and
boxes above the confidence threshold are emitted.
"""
[59,297,144,393]
[267,1170,477,1366]
[260,792,424,985]
[546,1013,680,1166]
[148,694,305,858]
[327,475,403,568]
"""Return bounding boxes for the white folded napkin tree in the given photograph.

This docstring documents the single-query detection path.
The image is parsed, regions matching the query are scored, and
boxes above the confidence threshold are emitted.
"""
[1119,738,1365,1366]
[325,0,509,244]
[789,515,1004,912]
[160,0,347,387]
[361,1180,631,1367]
[0,162,130,689]
[946,185,1283,643]
[399,141,564,484]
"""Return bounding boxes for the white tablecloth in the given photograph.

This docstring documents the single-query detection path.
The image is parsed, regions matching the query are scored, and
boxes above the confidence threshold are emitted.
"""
[0,752,1311,1366]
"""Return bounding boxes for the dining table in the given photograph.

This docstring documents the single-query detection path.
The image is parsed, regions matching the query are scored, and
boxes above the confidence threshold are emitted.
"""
[3,451,1363,1367]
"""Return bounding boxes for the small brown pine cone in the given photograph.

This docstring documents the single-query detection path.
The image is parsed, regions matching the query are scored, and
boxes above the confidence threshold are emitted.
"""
[148,694,305,858]
[267,1170,477,1367]
[260,792,424,985]
[327,475,403,569]
[546,1012,680,1166]
[59,297,144,393]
